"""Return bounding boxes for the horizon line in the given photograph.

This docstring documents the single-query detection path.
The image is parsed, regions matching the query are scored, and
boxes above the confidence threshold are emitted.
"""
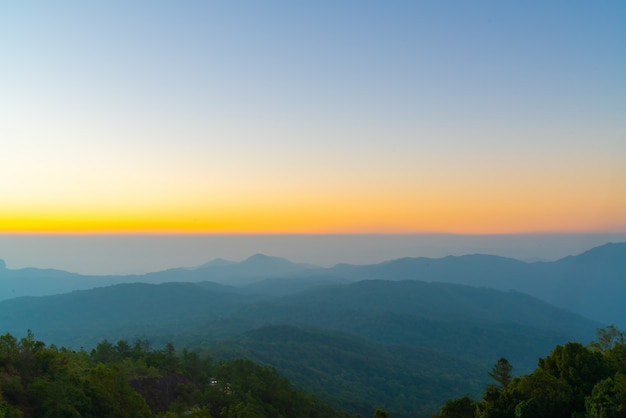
[1,230,626,236]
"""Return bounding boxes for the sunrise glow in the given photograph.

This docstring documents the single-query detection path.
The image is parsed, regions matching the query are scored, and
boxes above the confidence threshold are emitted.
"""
[1,2,625,236]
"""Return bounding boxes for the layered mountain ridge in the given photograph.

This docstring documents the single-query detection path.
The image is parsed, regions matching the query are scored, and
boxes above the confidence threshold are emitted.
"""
[1,242,624,325]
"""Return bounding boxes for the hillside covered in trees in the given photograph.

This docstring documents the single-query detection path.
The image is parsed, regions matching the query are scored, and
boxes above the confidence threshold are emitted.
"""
[0,331,354,418]
[3,327,624,417]
[431,325,626,418]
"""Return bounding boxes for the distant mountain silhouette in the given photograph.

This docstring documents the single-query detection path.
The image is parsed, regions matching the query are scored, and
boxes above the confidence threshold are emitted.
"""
[1,243,624,325]
[0,253,318,300]
[292,242,626,326]
[145,253,318,286]
[241,253,294,266]
[0,264,121,298]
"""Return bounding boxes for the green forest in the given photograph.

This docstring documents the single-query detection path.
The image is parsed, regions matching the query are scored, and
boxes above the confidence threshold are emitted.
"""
[0,330,357,418]
[2,326,625,417]
[431,325,626,418]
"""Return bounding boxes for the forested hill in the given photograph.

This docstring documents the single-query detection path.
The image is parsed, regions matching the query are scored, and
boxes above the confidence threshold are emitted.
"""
[209,325,488,417]
[0,331,354,418]
[0,278,600,376]
[0,282,261,348]
[431,326,626,418]
[237,279,599,337]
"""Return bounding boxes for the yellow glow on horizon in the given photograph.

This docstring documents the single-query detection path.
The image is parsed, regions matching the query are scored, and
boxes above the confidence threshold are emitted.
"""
[2,186,623,235]
[2,145,624,235]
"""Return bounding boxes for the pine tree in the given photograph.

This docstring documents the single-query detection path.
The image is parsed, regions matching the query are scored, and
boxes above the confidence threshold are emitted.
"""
[488,358,512,389]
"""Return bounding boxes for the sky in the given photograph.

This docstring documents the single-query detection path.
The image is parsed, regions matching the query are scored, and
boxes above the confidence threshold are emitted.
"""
[0,1,626,234]
[1,1,626,266]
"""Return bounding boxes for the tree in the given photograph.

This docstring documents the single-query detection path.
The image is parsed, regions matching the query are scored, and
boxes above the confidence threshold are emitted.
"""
[538,342,612,412]
[592,326,626,375]
[437,330,626,418]
[116,340,132,358]
[488,358,513,389]
[91,339,116,364]
[432,395,475,418]
[508,368,574,418]
[591,326,626,353]
[82,364,152,418]
[585,372,626,418]
[0,333,19,367]
[373,408,389,418]
[163,342,178,373]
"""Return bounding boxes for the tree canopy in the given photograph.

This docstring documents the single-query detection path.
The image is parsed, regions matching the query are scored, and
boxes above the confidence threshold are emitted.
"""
[431,326,626,418]
[0,330,354,418]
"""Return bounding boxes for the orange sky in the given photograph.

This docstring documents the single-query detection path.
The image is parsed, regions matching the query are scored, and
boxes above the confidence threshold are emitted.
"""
[2,2,625,235]
[2,146,624,234]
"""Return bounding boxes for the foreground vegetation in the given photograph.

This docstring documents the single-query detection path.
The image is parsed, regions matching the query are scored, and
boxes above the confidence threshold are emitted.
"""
[0,331,354,418]
[431,325,626,418]
[3,326,625,417]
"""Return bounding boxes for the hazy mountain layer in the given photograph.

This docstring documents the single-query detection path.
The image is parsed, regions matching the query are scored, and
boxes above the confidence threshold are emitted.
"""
[0,253,317,299]
[1,242,624,326]
[0,278,600,369]
[307,242,626,325]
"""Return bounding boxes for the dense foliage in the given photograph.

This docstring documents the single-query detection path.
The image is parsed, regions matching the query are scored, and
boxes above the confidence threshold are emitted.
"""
[208,325,486,417]
[0,331,353,418]
[431,325,626,418]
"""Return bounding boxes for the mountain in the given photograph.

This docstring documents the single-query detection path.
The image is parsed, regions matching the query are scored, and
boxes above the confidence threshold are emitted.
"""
[0,253,319,301]
[2,242,624,324]
[326,254,530,287]
[289,242,626,326]
[232,279,600,369]
[0,277,600,370]
[240,275,350,297]
[242,279,598,335]
[0,281,264,348]
[529,242,626,323]
[0,261,124,299]
[140,253,320,287]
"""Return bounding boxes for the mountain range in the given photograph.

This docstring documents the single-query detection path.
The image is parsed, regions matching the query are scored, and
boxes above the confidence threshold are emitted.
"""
[0,276,601,417]
[1,242,624,416]
[1,242,625,325]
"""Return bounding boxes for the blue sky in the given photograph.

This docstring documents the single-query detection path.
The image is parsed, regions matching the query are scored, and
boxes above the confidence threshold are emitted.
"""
[1,1,625,270]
